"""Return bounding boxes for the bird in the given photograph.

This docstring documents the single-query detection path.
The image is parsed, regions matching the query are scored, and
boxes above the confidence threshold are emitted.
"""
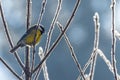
[10,24,45,53]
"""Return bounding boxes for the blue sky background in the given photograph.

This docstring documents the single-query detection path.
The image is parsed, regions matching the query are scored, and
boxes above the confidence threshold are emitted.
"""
[0,0,120,80]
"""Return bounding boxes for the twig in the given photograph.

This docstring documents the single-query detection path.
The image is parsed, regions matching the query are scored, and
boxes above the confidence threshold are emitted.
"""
[38,47,49,80]
[25,0,32,80]
[20,71,25,80]
[90,12,100,79]
[83,52,96,72]
[89,51,98,80]
[31,47,35,73]
[110,0,118,80]
[97,49,113,74]
[89,12,100,80]
[93,13,100,50]
[77,48,97,80]
[34,47,49,80]
[57,22,85,80]
[83,50,96,73]
[97,49,120,78]
[33,68,42,80]
[77,12,100,80]
[32,0,62,74]
[34,48,45,80]
[115,30,120,40]
[33,0,81,74]
[44,0,62,55]
[37,0,47,25]
[0,0,24,70]
[31,0,47,73]
[0,57,22,80]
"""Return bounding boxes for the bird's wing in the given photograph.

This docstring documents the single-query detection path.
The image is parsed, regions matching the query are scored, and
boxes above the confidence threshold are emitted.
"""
[17,26,37,46]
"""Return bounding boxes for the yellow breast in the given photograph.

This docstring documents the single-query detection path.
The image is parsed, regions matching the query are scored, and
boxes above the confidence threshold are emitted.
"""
[24,29,41,46]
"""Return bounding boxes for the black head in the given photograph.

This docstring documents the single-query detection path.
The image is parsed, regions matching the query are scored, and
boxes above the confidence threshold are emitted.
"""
[39,25,45,34]
[33,24,45,34]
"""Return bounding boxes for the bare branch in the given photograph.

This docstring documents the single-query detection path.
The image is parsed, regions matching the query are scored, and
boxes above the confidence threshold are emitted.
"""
[0,57,22,80]
[97,49,120,79]
[97,49,113,74]
[77,12,100,80]
[33,0,61,76]
[115,30,120,40]
[57,22,85,80]
[38,47,49,80]
[31,47,35,73]
[33,0,63,73]
[89,12,100,80]
[110,0,118,80]
[25,0,32,80]
[0,0,24,70]
[31,0,47,73]
[37,0,47,25]
[33,68,42,80]
[33,0,81,74]
[44,0,62,55]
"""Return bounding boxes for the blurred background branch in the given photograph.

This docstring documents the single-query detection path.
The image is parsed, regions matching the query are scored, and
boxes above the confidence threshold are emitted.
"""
[0,0,24,70]
[0,57,22,80]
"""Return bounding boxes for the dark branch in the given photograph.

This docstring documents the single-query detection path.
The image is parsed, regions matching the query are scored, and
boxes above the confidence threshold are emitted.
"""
[25,0,32,80]
[0,57,22,80]
[44,0,62,55]
[0,0,24,70]
[32,0,81,74]
[57,22,85,80]
[111,0,118,80]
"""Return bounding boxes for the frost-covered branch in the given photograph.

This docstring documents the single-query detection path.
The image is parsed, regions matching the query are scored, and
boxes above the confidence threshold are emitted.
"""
[115,30,120,40]
[0,0,24,70]
[37,0,47,25]
[44,0,62,56]
[38,47,49,80]
[110,0,118,80]
[33,0,81,74]
[89,12,100,80]
[57,22,85,80]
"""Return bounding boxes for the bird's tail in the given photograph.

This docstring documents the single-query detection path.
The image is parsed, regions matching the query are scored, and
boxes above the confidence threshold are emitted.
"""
[10,44,21,53]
